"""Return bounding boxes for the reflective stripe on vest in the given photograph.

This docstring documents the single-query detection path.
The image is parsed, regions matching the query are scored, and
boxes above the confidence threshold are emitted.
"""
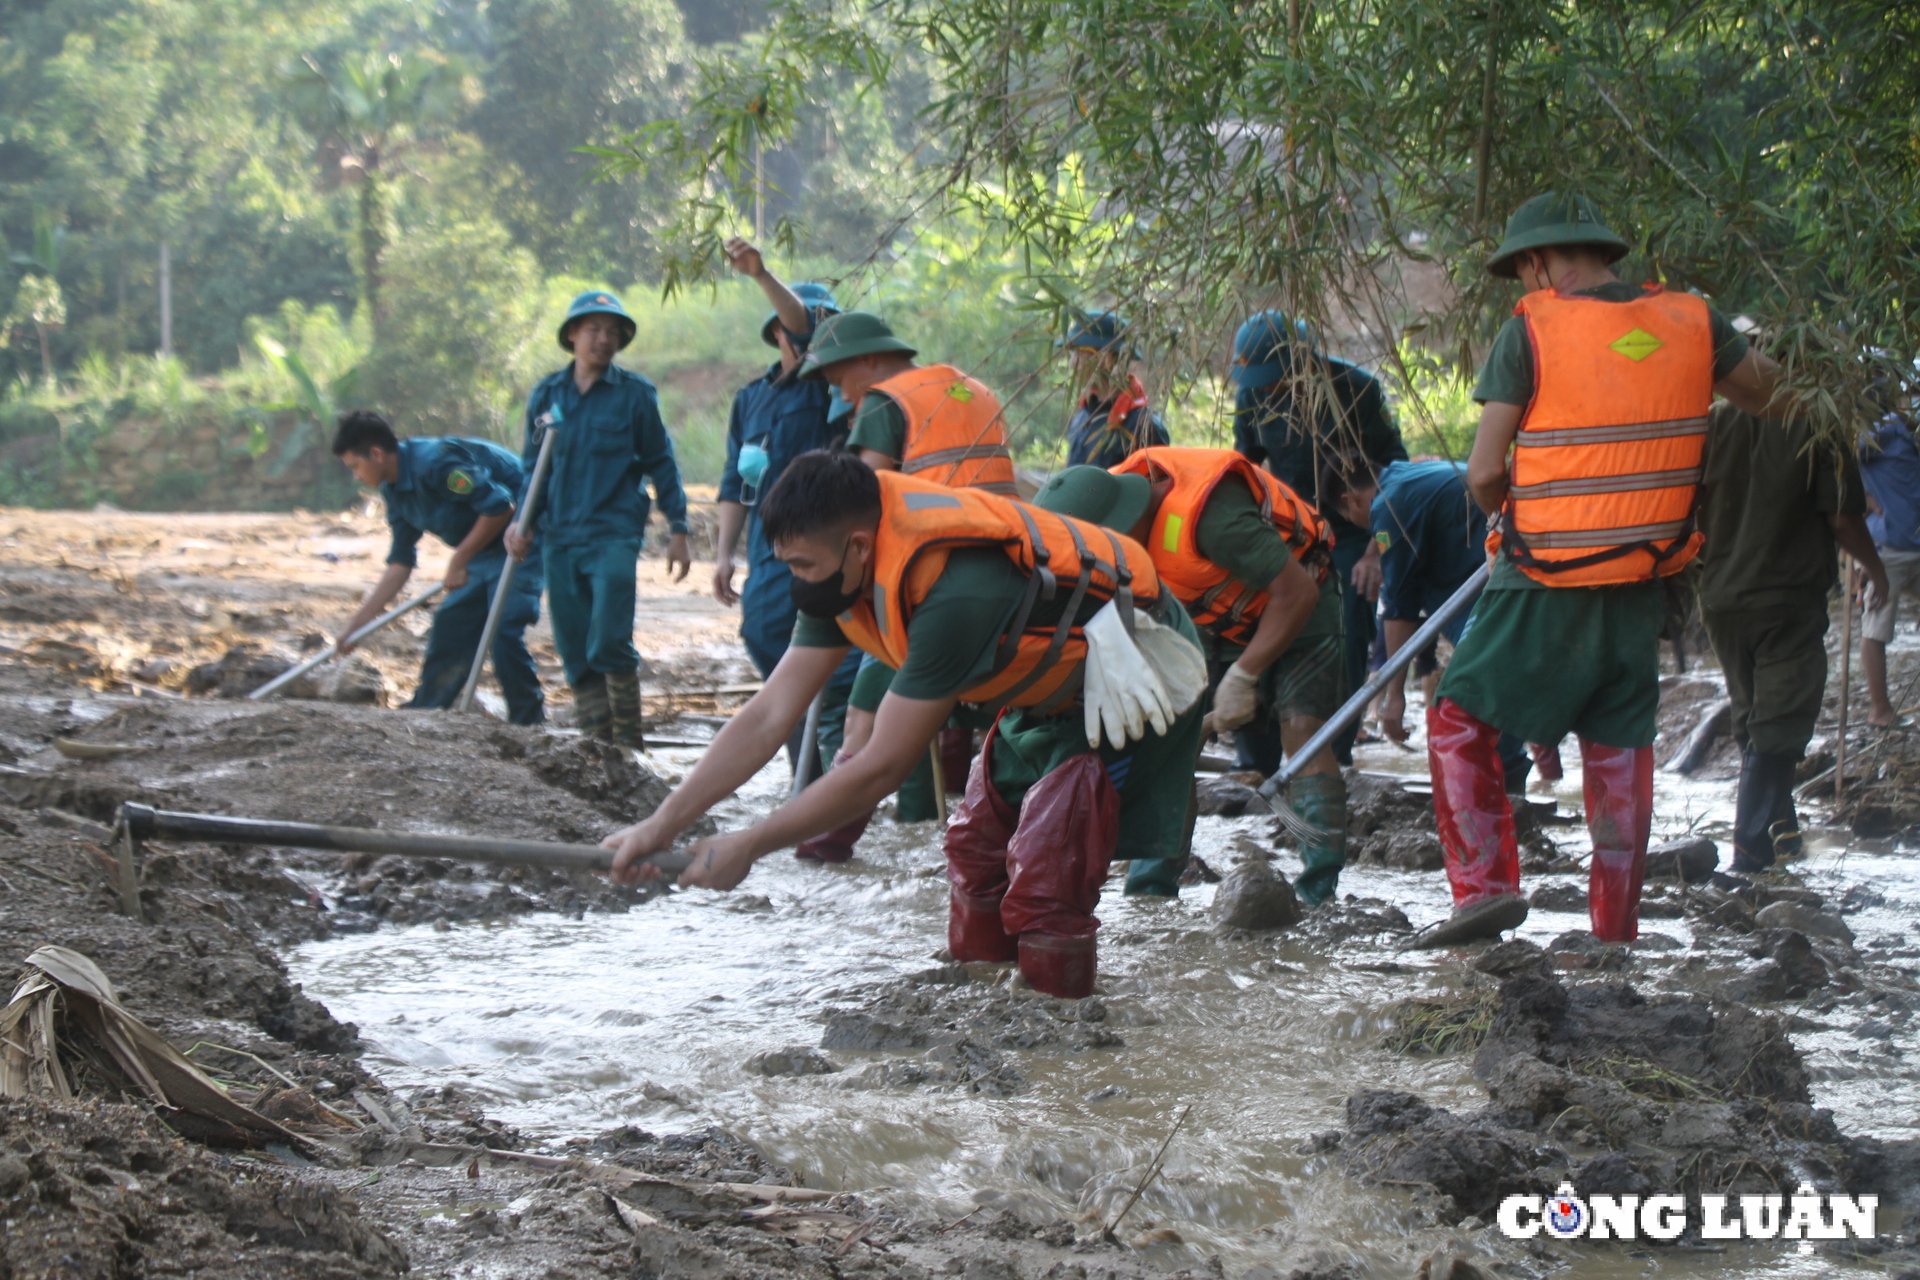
[832,470,1160,710]
[1500,285,1715,586]
[1110,446,1329,646]
[872,364,1019,494]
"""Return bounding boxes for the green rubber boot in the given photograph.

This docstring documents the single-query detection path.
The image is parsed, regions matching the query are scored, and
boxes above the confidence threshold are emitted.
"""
[606,670,645,749]
[572,674,611,741]
[1289,772,1348,906]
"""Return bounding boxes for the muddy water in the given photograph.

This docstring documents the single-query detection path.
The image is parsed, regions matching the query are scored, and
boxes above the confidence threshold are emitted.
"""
[291,736,1920,1277]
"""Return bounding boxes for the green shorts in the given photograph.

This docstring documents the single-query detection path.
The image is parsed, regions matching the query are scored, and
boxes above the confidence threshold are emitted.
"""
[1211,574,1347,724]
[1438,580,1664,748]
[993,600,1207,864]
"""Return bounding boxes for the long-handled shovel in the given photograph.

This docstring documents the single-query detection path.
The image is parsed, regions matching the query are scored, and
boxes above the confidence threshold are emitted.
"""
[248,581,446,701]
[456,415,561,714]
[118,802,692,880]
[1258,564,1489,840]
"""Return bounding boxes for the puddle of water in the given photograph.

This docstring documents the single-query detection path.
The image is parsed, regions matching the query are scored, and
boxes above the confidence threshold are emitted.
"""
[291,733,1920,1276]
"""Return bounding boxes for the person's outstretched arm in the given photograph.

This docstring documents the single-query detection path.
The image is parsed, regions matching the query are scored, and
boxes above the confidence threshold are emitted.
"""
[604,642,850,876]
[725,238,811,338]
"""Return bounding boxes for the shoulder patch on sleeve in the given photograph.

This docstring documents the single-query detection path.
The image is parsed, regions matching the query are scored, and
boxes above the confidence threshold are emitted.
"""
[1375,530,1392,552]
[446,469,475,496]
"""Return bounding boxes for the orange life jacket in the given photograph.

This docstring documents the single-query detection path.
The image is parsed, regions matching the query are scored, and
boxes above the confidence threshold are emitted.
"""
[1498,285,1714,586]
[834,470,1161,710]
[1110,446,1330,645]
[871,364,1020,496]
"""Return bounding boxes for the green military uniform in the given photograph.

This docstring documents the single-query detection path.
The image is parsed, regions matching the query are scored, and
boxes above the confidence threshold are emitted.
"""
[1697,402,1860,756]
[1437,282,1749,749]
[847,396,912,460]
[792,549,1206,863]
[1035,465,1350,903]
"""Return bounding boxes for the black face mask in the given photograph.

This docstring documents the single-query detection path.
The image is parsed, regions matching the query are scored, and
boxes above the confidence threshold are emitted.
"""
[790,539,864,619]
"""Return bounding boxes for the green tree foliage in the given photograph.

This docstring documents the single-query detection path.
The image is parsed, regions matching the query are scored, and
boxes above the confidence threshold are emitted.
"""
[286,48,474,341]
[619,0,1920,443]
[354,213,544,439]
[465,0,692,278]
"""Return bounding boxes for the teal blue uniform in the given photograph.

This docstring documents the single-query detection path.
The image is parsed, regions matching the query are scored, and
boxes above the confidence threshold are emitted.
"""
[720,367,860,768]
[521,365,689,684]
[1233,356,1407,765]
[382,437,545,724]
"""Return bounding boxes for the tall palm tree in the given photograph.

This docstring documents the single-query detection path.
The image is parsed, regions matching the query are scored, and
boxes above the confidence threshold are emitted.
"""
[288,51,469,342]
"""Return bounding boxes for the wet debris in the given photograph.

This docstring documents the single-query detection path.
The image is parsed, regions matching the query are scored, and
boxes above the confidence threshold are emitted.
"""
[1195,774,1261,816]
[1646,835,1718,882]
[187,643,385,704]
[818,968,1122,1097]
[1,945,306,1152]
[0,1096,407,1277]
[744,1046,841,1077]
[1333,966,1919,1234]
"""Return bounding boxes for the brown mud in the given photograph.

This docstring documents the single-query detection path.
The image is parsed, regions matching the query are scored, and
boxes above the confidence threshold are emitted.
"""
[5,506,1920,1279]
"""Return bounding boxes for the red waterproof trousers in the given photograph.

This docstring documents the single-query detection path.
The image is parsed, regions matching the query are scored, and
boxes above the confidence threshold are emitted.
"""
[1430,698,1654,941]
[1428,698,1521,906]
[1581,739,1653,942]
[944,728,1119,989]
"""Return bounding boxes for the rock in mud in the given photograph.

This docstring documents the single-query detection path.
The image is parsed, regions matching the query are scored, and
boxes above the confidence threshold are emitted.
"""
[1211,858,1301,931]
[1195,775,1261,816]
[1357,829,1444,871]
[1528,881,1587,914]
[521,732,671,819]
[187,643,298,697]
[1645,835,1718,881]
[1754,899,1855,944]
[1343,771,1432,841]
[744,1046,841,1076]
[1474,939,1549,978]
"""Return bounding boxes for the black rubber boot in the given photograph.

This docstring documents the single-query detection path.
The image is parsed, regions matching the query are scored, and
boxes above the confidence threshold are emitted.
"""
[1731,749,1798,873]
[572,674,611,741]
[606,670,645,750]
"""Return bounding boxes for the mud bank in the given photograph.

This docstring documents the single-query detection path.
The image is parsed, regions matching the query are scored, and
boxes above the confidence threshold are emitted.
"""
[7,506,1920,1279]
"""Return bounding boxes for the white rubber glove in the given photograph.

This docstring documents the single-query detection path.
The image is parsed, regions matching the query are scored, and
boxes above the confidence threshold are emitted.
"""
[1082,599,1174,748]
[1133,611,1208,716]
[1208,661,1260,731]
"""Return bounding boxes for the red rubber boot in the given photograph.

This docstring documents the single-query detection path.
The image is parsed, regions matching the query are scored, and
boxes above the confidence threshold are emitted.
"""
[1016,934,1098,1001]
[793,751,873,864]
[1582,738,1653,943]
[1427,698,1521,907]
[943,732,1020,962]
[1529,740,1565,783]
[1003,752,1120,999]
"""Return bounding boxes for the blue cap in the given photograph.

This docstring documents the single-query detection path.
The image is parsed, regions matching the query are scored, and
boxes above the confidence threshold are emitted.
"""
[558,290,636,351]
[1231,311,1315,387]
[1059,310,1137,357]
[762,282,842,348]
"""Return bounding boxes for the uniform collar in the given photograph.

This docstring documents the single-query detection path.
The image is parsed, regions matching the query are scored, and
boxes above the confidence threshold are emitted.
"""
[390,438,421,493]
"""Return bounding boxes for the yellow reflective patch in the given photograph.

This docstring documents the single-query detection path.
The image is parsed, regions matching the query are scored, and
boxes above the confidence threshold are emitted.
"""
[1609,328,1664,361]
[1162,513,1184,552]
[946,381,974,402]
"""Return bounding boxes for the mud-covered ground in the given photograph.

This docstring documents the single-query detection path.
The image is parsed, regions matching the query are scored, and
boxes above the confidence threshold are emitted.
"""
[4,506,1920,1280]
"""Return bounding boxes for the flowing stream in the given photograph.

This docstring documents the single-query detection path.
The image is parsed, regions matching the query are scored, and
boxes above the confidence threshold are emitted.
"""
[290,737,1920,1277]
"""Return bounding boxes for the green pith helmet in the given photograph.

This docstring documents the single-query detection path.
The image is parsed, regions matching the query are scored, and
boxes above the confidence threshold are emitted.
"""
[1032,465,1153,536]
[1487,194,1630,280]
[796,311,917,380]
[557,290,636,351]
